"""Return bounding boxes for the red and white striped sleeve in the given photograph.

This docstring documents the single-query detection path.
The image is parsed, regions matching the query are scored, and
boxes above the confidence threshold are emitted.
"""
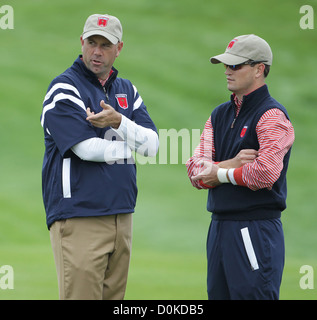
[186,116,215,189]
[232,108,295,190]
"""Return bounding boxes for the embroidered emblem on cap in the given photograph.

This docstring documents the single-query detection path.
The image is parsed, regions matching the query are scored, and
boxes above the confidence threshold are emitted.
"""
[227,39,238,49]
[98,17,109,27]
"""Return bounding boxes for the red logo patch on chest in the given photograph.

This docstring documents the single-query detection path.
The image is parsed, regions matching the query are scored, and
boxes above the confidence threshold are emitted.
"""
[240,126,248,138]
[115,94,128,109]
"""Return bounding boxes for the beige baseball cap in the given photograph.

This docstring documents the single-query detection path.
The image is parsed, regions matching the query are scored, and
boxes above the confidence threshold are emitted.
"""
[82,14,122,44]
[210,34,273,66]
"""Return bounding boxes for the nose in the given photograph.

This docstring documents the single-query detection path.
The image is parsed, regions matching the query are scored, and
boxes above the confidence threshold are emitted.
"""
[224,65,232,75]
[93,45,102,56]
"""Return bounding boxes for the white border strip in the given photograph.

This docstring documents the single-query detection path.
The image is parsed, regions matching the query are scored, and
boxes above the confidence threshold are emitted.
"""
[62,158,71,198]
[241,227,259,271]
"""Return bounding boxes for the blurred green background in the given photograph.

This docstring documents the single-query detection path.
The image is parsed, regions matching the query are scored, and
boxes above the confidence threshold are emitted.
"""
[0,0,316,299]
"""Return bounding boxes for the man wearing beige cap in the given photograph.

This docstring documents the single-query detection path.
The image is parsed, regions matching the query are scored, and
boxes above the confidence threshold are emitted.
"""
[186,34,294,299]
[41,14,158,299]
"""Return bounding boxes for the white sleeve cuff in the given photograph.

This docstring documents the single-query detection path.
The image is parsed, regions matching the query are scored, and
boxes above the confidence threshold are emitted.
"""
[217,168,229,183]
[228,168,237,185]
[217,168,238,185]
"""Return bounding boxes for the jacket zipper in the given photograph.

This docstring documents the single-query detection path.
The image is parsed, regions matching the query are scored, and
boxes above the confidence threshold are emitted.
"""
[102,70,116,103]
[231,99,244,128]
[231,117,237,128]
[103,86,110,102]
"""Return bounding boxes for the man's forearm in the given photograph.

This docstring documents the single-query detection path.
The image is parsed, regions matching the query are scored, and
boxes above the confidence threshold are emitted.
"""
[113,115,159,157]
[71,137,132,162]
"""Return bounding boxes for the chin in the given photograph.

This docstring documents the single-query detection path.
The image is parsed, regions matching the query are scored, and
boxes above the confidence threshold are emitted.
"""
[227,85,235,92]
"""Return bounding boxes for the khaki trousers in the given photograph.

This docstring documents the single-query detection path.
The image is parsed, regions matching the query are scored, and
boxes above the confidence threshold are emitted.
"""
[49,214,133,300]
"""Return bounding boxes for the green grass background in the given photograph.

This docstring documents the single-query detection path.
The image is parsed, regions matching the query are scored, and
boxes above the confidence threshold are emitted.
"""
[0,0,316,299]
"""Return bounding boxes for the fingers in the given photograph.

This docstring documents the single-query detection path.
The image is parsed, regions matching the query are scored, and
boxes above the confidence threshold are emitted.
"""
[238,149,258,161]
[192,172,205,181]
[86,107,95,118]
[100,100,113,110]
[192,161,213,181]
[86,101,112,121]
[241,149,258,156]
[194,160,211,172]
[86,101,120,128]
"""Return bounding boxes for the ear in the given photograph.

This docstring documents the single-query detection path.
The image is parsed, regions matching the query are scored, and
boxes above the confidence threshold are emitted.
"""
[80,35,84,50]
[116,41,124,58]
[255,63,265,79]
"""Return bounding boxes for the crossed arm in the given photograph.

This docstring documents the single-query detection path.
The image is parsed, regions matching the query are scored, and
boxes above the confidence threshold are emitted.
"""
[191,149,258,187]
[186,109,294,190]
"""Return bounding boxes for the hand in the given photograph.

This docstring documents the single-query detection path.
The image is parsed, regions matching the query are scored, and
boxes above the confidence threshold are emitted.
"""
[219,149,258,169]
[191,161,221,187]
[86,100,122,129]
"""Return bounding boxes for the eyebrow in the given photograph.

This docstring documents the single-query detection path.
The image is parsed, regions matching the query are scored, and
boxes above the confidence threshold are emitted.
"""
[87,36,112,45]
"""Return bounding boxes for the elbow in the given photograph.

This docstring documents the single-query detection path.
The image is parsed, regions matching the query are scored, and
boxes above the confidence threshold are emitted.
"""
[72,149,97,162]
[77,153,90,161]
[71,146,90,161]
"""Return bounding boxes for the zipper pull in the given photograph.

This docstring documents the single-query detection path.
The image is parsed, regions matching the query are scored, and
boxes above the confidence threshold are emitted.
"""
[231,117,236,128]
[103,87,110,102]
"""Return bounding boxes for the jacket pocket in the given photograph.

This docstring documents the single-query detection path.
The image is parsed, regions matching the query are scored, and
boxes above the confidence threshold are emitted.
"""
[241,227,259,271]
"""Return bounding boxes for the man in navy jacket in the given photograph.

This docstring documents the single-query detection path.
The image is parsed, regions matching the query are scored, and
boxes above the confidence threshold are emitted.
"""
[41,14,158,300]
[187,35,294,299]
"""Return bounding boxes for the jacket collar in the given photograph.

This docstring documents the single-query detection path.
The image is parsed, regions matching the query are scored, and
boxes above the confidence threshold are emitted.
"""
[230,84,270,110]
[72,55,118,88]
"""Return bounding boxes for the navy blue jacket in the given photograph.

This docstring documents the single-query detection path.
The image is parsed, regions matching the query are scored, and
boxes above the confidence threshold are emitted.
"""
[41,56,157,228]
[208,85,291,220]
